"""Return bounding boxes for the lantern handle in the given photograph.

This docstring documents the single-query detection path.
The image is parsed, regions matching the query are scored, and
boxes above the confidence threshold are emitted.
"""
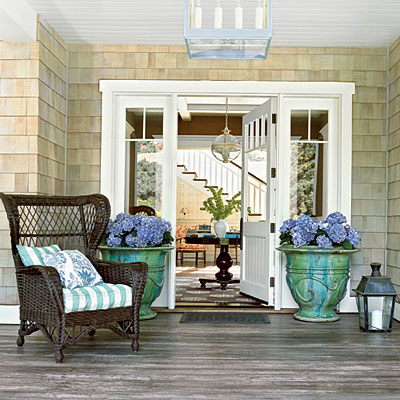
[370,262,382,277]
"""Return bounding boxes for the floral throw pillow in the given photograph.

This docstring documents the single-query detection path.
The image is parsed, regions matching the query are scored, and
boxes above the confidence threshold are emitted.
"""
[42,250,103,290]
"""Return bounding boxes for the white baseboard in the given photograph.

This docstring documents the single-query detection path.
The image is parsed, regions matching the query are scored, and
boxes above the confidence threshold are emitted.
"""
[0,305,19,324]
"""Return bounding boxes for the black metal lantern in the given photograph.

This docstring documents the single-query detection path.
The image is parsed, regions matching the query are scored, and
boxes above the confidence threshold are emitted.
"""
[353,262,399,333]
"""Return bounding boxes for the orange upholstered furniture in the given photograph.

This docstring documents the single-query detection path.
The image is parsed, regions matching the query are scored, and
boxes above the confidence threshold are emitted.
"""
[176,225,206,267]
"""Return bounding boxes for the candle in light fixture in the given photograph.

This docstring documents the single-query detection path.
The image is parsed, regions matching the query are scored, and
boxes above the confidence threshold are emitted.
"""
[235,1,243,29]
[194,0,202,29]
[255,0,264,29]
[370,310,383,330]
[214,0,223,29]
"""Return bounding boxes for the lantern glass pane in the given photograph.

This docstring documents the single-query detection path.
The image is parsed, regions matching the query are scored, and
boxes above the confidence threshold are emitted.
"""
[356,295,366,330]
[186,38,269,60]
[366,296,392,331]
[382,296,395,330]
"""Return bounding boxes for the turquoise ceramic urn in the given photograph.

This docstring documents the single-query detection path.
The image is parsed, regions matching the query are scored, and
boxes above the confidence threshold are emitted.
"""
[278,245,359,322]
[99,246,174,320]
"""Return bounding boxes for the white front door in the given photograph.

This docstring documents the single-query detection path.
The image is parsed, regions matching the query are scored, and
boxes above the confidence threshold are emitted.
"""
[240,99,276,304]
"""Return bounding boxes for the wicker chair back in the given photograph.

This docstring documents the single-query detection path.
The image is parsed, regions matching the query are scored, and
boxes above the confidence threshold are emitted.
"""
[0,193,110,267]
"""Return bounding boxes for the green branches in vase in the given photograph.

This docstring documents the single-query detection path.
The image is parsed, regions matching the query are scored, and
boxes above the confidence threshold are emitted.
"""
[200,187,241,222]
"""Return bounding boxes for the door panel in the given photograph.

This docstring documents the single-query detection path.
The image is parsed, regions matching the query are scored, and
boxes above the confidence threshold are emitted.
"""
[240,99,276,304]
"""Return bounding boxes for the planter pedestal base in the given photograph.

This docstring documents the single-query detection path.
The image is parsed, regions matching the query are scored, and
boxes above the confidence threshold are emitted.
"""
[294,311,339,323]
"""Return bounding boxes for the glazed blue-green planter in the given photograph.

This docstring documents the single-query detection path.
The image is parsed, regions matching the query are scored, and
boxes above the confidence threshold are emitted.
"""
[278,245,359,322]
[99,246,174,320]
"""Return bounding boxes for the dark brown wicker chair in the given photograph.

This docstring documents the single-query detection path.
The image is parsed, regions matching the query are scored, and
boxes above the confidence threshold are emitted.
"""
[129,205,156,216]
[0,193,148,363]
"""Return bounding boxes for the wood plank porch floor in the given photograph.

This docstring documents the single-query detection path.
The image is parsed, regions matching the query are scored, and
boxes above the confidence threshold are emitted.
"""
[1,313,400,399]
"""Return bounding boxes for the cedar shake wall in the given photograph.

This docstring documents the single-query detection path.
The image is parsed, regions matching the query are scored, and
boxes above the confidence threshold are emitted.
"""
[0,18,67,305]
[388,37,400,292]
[37,17,68,196]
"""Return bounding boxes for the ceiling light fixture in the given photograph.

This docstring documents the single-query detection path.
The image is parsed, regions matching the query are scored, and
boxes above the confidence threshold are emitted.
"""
[211,97,241,163]
[184,0,272,60]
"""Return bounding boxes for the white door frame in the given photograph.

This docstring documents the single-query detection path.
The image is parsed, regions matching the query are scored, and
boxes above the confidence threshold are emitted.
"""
[99,80,355,312]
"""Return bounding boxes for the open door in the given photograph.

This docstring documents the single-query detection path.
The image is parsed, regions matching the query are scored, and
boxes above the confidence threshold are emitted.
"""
[240,99,276,304]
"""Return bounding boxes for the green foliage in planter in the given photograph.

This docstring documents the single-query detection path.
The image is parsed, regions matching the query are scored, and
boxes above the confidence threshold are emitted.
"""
[201,187,241,222]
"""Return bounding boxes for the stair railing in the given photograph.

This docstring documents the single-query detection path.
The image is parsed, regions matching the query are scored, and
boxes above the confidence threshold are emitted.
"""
[177,149,266,216]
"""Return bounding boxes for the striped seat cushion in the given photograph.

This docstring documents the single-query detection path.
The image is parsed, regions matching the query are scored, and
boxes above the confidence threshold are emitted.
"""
[17,244,61,266]
[63,283,133,313]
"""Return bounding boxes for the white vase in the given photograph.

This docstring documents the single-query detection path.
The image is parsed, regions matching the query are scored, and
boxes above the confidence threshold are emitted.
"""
[214,220,229,238]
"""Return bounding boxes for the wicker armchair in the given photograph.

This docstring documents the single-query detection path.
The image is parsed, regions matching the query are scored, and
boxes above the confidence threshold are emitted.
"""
[0,193,148,363]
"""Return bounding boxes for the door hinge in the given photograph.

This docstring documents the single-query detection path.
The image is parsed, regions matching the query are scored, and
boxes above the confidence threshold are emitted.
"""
[272,113,277,124]
[271,167,276,178]
[270,277,275,287]
[270,223,275,233]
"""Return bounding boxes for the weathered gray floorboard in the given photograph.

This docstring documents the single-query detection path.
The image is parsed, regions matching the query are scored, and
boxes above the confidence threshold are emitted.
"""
[0,313,400,399]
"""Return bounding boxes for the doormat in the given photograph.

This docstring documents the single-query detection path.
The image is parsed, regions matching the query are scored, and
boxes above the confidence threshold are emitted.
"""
[180,312,270,324]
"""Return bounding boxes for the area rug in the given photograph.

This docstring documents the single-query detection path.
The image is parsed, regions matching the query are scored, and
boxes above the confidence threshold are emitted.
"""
[180,312,270,324]
[175,275,263,306]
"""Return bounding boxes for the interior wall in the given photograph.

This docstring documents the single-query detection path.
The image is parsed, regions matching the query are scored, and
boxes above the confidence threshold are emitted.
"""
[67,44,388,289]
[388,36,400,293]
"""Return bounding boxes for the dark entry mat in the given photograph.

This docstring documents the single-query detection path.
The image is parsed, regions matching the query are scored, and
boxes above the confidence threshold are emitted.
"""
[180,312,270,324]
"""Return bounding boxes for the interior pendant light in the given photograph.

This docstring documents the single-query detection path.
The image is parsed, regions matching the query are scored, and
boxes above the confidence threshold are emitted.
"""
[211,98,241,163]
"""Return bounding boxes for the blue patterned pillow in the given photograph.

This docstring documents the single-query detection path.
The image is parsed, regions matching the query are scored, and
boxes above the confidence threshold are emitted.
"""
[42,250,103,290]
[17,244,61,266]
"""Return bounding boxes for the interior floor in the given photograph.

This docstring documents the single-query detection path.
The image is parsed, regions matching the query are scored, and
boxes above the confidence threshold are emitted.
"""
[176,264,265,307]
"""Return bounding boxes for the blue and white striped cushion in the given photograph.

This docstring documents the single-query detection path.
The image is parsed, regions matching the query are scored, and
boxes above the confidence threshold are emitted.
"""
[62,283,133,313]
[17,244,61,266]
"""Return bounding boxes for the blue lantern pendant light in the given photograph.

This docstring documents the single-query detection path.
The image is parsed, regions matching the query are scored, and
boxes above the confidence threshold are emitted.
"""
[184,0,272,60]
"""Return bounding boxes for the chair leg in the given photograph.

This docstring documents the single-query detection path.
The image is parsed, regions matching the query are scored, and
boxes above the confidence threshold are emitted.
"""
[195,252,198,267]
[203,250,206,267]
[132,339,139,352]
[55,323,64,363]
[16,320,26,347]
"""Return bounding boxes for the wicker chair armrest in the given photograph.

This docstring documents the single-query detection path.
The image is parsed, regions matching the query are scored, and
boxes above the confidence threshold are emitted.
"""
[91,258,148,292]
[17,265,64,314]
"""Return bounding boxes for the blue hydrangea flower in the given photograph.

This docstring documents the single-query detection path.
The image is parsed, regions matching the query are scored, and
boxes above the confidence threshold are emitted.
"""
[346,226,361,248]
[109,222,124,236]
[122,217,135,232]
[126,234,147,248]
[290,225,314,248]
[324,212,347,226]
[316,235,333,248]
[104,212,172,248]
[115,212,131,222]
[325,223,347,244]
[106,220,114,234]
[280,219,296,233]
[106,234,122,247]
[296,215,319,234]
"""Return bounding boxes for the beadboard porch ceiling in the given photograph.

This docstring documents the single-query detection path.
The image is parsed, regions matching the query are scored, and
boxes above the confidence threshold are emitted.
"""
[25,0,400,47]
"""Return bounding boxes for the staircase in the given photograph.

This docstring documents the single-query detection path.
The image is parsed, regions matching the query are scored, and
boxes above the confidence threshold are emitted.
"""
[177,150,266,217]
